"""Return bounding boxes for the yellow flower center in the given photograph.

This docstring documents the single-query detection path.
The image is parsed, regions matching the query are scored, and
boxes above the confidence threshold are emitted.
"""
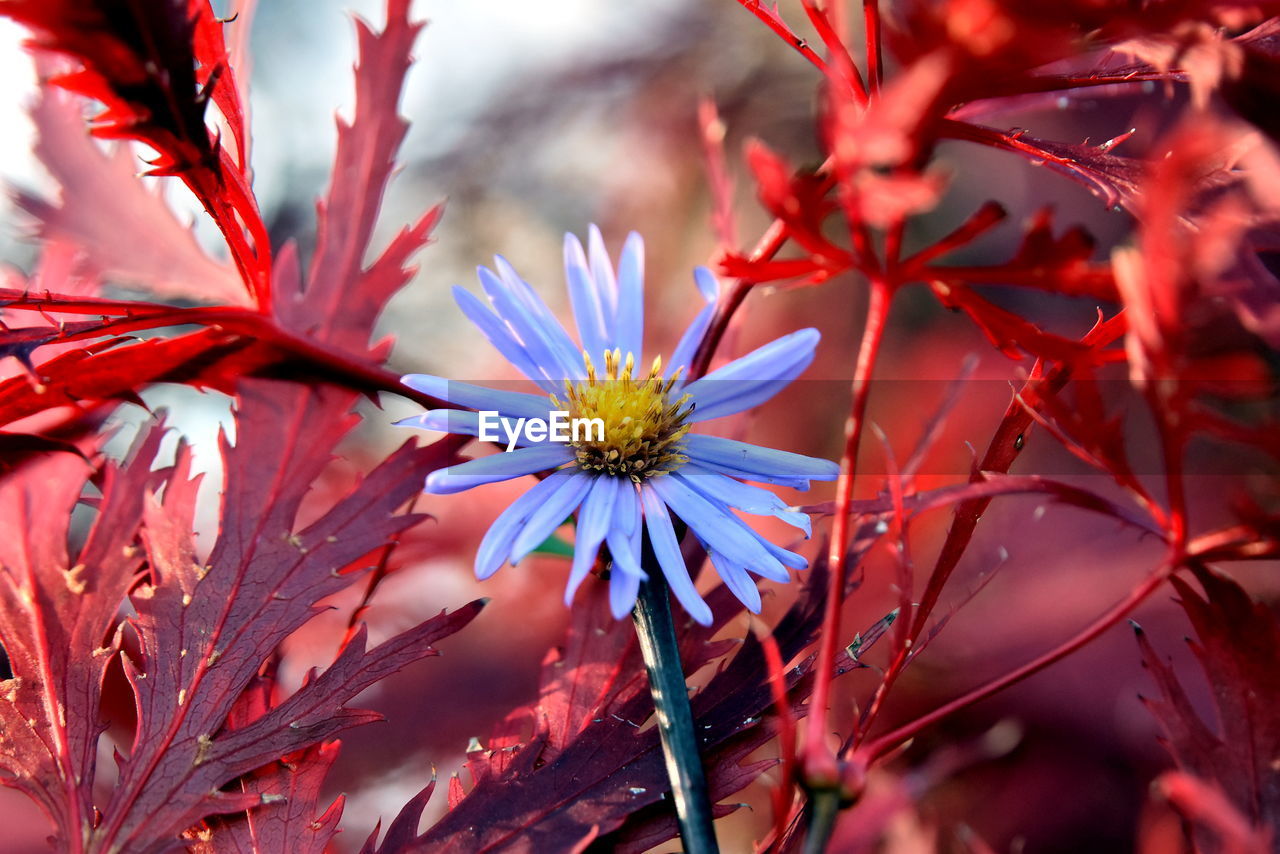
[553,349,693,482]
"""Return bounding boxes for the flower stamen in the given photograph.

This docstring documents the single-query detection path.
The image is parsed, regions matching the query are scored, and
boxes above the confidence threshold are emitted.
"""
[553,349,694,482]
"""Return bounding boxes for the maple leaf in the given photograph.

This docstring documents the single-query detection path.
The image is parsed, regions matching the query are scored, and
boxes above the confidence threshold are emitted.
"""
[189,670,345,854]
[0,427,166,849]
[84,380,479,854]
[1134,565,1280,838]
[0,0,446,430]
[0,0,270,303]
[359,563,834,853]
[13,86,247,305]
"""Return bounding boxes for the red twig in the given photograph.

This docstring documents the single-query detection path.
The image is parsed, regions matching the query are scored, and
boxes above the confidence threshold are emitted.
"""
[859,559,1175,761]
[698,99,739,253]
[734,0,833,78]
[804,276,893,783]
[863,0,882,94]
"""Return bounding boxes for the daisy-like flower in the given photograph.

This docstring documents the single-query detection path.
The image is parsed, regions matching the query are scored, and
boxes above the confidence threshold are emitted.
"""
[399,226,838,625]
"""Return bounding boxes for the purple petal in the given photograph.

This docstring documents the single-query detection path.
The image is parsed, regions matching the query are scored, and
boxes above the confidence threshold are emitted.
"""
[708,550,762,614]
[609,566,642,619]
[401,374,552,422]
[564,233,609,358]
[615,231,644,361]
[648,474,783,575]
[683,434,840,481]
[509,469,595,562]
[475,469,578,579]
[683,328,820,422]
[587,224,619,338]
[641,485,713,626]
[424,445,572,495]
[478,265,582,381]
[565,475,620,604]
[452,286,559,392]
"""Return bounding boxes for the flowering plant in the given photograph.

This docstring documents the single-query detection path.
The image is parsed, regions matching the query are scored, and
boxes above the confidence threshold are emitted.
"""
[399,230,837,624]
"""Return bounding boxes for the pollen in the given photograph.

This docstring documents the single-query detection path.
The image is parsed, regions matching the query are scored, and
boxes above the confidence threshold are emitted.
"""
[554,349,694,482]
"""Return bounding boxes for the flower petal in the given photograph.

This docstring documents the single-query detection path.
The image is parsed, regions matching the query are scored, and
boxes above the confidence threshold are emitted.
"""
[676,467,811,536]
[394,409,555,450]
[424,445,573,495]
[401,374,552,421]
[669,302,714,385]
[612,478,640,536]
[648,474,785,576]
[684,434,840,481]
[683,328,820,422]
[565,475,620,604]
[564,233,609,358]
[606,523,645,579]
[615,231,644,360]
[452,286,561,392]
[478,265,582,381]
[609,566,642,619]
[641,485,713,626]
[475,469,577,579]
[493,255,585,375]
[587,224,619,338]
[509,469,595,563]
[708,550,762,614]
[694,265,720,302]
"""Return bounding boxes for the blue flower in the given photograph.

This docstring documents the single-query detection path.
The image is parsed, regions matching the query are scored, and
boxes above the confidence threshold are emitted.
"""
[399,226,838,625]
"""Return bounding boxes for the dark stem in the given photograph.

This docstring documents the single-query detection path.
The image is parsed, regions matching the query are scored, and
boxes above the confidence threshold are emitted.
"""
[631,570,719,854]
[802,789,843,854]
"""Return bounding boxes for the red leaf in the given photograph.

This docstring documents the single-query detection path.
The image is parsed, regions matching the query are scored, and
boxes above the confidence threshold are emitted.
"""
[85,380,477,853]
[1135,566,1280,831]
[388,567,833,852]
[1,0,272,304]
[0,426,166,848]
[918,208,1118,301]
[192,672,345,854]
[928,280,1097,362]
[1152,771,1275,854]
[15,87,247,305]
[278,0,432,353]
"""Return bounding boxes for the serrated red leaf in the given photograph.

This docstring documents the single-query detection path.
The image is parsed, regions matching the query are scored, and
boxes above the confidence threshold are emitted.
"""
[89,379,475,853]
[388,566,831,853]
[1,0,271,304]
[0,426,166,848]
[1136,566,1280,832]
[15,87,246,305]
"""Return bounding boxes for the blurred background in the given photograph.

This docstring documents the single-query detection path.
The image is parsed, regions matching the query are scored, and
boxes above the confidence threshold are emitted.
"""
[1,2,1273,852]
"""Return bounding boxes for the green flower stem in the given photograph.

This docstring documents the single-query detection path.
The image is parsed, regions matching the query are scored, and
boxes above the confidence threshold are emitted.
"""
[631,569,720,854]
[802,789,842,854]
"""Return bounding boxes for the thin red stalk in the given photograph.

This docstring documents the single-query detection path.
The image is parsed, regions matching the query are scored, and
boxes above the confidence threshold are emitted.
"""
[897,202,1007,272]
[800,0,868,105]
[734,0,832,78]
[863,0,882,94]
[860,559,1175,761]
[852,434,912,739]
[804,277,892,782]
[688,218,789,380]
[1152,397,1189,551]
[904,314,1128,645]
[698,99,738,252]
[760,630,798,843]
